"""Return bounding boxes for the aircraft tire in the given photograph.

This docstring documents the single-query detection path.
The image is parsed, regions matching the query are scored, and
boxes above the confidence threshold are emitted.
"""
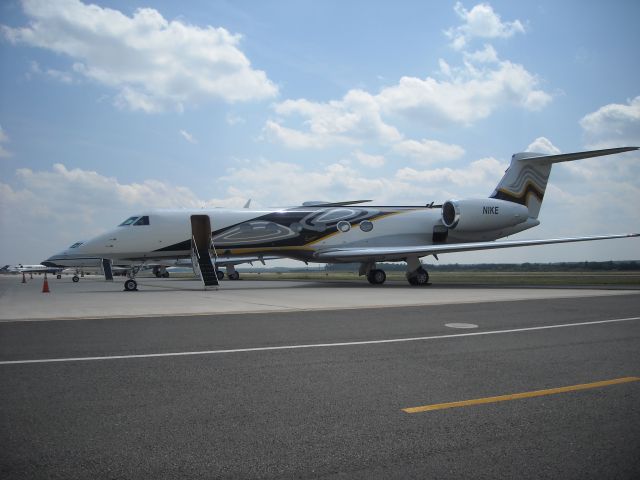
[124,279,138,291]
[162,272,170,278]
[216,270,224,280]
[406,267,429,286]
[367,269,386,285]
[56,274,62,279]
[228,272,240,281]
[72,275,80,283]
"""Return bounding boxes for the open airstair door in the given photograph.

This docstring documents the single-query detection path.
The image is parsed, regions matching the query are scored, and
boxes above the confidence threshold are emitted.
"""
[190,214,219,288]
[101,258,113,281]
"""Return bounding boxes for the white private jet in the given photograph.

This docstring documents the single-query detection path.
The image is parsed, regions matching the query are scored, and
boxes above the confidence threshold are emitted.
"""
[60,146,639,291]
[0,263,65,277]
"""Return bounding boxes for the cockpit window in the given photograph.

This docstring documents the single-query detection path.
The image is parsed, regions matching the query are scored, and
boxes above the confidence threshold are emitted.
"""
[69,242,84,249]
[119,216,139,226]
[133,216,149,226]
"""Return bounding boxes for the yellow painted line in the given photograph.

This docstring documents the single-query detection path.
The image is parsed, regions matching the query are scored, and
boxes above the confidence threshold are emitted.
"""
[402,376,640,413]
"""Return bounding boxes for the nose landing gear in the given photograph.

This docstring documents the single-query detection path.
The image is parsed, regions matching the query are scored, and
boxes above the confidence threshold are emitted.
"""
[123,266,140,291]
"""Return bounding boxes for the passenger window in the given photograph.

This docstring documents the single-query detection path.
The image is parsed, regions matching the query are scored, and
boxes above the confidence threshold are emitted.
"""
[133,216,149,226]
[69,242,84,249]
[119,216,139,226]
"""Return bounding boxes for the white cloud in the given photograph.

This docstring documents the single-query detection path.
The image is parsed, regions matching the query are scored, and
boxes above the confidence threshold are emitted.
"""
[377,56,551,126]
[267,49,551,150]
[1,163,252,224]
[179,129,197,144]
[28,60,74,84]
[392,139,465,164]
[263,3,547,152]
[226,113,246,126]
[579,96,640,148]
[396,157,507,189]
[0,125,11,158]
[265,89,402,149]
[526,137,561,155]
[2,0,277,112]
[446,2,525,50]
[463,44,499,64]
[219,159,430,206]
[438,59,453,78]
[353,151,385,168]
[560,96,640,193]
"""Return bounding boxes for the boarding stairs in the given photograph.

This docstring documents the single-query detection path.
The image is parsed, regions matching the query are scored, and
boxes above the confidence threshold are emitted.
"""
[191,214,219,289]
[101,258,114,281]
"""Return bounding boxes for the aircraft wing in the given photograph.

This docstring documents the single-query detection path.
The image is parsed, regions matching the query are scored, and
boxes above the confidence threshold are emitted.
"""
[215,255,281,266]
[315,233,639,261]
[301,199,372,207]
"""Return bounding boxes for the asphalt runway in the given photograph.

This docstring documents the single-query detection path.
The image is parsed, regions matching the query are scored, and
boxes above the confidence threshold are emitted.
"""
[1,293,639,479]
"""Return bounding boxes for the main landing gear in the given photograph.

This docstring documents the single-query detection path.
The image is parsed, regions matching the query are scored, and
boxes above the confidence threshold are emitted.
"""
[153,266,170,278]
[367,269,386,285]
[405,257,430,286]
[226,265,240,281]
[359,258,431,286]
[406,267,429,286]
[360,262,386,285]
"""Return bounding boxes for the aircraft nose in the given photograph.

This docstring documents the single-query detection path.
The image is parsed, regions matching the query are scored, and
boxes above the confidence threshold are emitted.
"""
[79,231,115,255]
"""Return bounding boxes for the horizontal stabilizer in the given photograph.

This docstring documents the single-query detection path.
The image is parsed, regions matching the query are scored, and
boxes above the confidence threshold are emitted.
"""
[315,233,639,261]
[521,146,638,164]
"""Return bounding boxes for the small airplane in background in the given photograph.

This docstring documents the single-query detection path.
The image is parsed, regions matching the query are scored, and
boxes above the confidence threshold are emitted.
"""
[49,146,639,291]
[1,263,65,277]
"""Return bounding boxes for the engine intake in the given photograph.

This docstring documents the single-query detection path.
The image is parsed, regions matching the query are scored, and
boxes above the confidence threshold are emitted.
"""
[441,198,529,232]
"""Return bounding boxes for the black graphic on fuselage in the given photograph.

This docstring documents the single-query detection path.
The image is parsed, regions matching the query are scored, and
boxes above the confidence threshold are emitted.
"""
[153,206,400,254]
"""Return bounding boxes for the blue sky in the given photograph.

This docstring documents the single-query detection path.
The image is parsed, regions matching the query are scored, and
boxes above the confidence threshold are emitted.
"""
[1,0,639,265]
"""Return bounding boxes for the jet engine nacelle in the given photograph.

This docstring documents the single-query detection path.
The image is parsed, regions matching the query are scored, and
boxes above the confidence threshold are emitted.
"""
[441,198,530,232]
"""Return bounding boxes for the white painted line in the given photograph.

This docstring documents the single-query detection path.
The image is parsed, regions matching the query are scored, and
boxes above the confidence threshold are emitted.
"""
[445,323,478,329]
[1,316,639,366]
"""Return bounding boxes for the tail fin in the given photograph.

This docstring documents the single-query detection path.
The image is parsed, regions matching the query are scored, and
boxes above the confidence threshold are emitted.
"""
[490,146,638,219]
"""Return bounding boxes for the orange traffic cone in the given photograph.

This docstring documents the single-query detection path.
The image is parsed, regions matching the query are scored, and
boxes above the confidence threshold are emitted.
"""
[22,272,26,283]
[42,275,50,293]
